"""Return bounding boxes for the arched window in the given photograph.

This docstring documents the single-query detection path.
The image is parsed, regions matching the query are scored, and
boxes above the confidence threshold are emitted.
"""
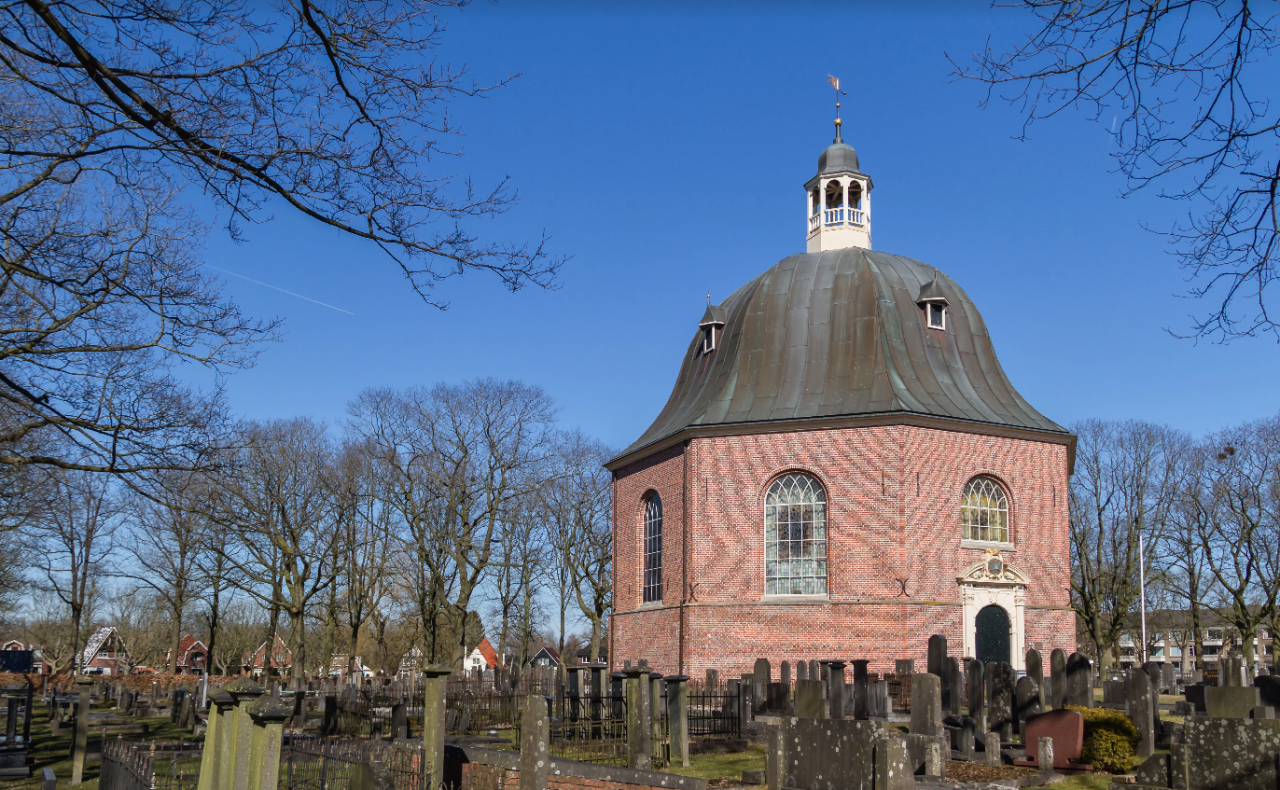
[962,477,1009,543]
[824,179,844,207]
[642,494,663,603]
[848,181,863,210]
[765,473,827,595]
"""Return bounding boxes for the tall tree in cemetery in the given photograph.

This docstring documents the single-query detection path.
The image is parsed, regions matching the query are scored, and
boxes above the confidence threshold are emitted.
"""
[544,432,614,662]
[334,440,396,677]
[31,470,119,673]
[0,1,560,482]
[350,380,557,668]
[195,521,240,680]
[1187,416,1280,669]
[216,418,343,687]
[121,472,212,674]
[957,2,1280,341]
[1069,419,1185,669]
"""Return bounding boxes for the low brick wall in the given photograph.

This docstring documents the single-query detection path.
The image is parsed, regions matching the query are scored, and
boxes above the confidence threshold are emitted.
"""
[452,745,707,790]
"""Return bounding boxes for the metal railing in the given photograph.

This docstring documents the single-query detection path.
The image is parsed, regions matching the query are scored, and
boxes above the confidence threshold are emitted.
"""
[814,208,866,229]
[100,738,202,790]
[686,685,741,738]
[281,736,426,790]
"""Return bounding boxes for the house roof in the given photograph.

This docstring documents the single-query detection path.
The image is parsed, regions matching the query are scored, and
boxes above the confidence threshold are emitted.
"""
[608,248,1071,470]
[474,638,499,667]
[82,626,122,666]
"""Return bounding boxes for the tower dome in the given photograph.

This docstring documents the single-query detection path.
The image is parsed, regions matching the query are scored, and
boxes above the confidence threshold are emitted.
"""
[612,249,1068,465]
[817,141,861,175]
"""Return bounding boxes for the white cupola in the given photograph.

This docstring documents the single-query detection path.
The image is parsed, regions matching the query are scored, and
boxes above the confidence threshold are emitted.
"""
[805,92,872,252]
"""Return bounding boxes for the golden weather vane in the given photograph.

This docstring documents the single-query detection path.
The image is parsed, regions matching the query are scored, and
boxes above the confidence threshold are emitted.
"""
[828,74,847,142]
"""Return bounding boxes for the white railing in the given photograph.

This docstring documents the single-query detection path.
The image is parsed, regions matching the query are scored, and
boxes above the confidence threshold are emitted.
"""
[814,208,866,229]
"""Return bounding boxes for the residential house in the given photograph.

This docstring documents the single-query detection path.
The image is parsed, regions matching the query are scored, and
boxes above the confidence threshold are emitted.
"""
[163,635,208,675]
[243,633,292,678]
[529,646,560,668]
[81,627,131,675]
[465,638,499,673]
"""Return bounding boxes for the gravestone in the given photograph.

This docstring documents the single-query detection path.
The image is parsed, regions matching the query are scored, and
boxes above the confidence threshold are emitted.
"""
[945,657,962,715]
[1065,652,1092,708]
[957,717,977,761]
[779,717,911,790]
[927,635,947,677]
[1185,684,1207,713]
[1020,710,1085,770]
[989,662,1015,741]
[780,661,791,688]
[868,681,889,718]
[967,659,986,732]
[910,673,943,738]
[1026,649,1044,710]
[795,661,807,682]
[1143,661,1164,695]
[794,680,826,719]
[828,661,846,720]
[1014,676,1042,735]
[1179,716,1280,790]
[809,660,819,682]
[1162,663,1176,693]
[1204,686,1260,719]
[895,659,914,675]
[1050,648,1068,709]
[1126,669,1156,758]
[706,669,718,688]
[1103,679,1126,706]
[852,660,870,720]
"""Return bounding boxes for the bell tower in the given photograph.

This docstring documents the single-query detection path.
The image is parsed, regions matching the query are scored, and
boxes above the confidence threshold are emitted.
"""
[806,76,872,252]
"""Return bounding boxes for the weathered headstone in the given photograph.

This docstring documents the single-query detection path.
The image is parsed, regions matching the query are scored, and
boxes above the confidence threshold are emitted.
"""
[1126,669,1156,758]
[808,659,819,683]
[1204,686,1260,719]
[967,658,987,733]
[1065,652,1092,708]
[794,680,826,719]
[1020,710,1084,770]
[989,662,1015,741]
[895,659,914,675]
[795,661,807,682]
[945,657,962,715]
[910,673,943,738]
[1257,675,1280,709]
[927,635,947,677]
[1014,676,1042,735]
[1026,649,1044,710]
[1037,736,1054,774]
[828,661,846,720]
[852,660,870,720]
[753,658,770,713]
[70,678,92,785]
[780,661,791,688]
[1162,663,1175,694]
[705,668,718,688]
[1050,648,1067,709]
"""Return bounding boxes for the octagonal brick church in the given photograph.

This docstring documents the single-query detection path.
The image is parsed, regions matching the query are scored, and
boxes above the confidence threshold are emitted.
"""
[606,128,1076,677]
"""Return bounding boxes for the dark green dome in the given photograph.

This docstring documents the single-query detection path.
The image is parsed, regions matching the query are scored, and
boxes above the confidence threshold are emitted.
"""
[817,142,861,175]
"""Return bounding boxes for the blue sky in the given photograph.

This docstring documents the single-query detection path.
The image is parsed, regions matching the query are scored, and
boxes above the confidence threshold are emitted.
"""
[200,1,1280,451]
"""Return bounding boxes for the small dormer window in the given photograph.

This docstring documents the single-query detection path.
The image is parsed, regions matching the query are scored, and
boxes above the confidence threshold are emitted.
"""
[698,301,726,356]
[927,303,947,330]
[703,326,717,354]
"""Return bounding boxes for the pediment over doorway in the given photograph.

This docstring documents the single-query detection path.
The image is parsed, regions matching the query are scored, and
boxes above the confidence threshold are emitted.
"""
[956,549,1028,586]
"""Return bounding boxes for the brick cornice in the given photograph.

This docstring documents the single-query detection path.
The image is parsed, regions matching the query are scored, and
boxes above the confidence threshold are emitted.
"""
[606,411,1076,475]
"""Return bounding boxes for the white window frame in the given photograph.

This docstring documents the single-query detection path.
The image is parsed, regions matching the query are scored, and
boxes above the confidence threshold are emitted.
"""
[927,303,947,330]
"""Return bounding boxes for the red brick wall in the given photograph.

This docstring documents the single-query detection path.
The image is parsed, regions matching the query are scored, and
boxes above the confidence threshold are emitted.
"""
[612,423,1074,677]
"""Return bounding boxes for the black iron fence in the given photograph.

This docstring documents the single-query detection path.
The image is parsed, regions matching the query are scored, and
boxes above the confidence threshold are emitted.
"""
[281,736,427,790]
[99,738,202,790]
[686,685,740,738]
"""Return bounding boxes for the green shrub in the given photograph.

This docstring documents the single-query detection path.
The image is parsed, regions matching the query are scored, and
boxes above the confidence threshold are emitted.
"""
[1066,705,1140,773]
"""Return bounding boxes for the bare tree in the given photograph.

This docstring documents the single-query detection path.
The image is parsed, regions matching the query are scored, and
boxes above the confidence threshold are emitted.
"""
[216,418,343,688]
[31,469,118,673]
[120,472,212,673]
[349,379,557,669]
[543,432,613,662]
[1070,419,1186,672]
[0,0,562,479]
[955,2,1280,341]
[195,520,240,678]
[334,440,395,677]
[1188,416,1280,671]
[20,590,75,676]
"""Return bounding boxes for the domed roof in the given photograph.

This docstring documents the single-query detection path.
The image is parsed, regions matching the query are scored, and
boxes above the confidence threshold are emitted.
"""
[817,141,861,175]
[610,248,1068,467]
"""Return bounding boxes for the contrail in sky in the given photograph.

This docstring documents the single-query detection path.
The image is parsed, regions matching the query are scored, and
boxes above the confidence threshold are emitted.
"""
[202,263,355,315]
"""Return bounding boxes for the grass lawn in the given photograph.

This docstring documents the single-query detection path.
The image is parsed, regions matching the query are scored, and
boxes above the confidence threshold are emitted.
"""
[663,744,766,785]
[1,701,202,790]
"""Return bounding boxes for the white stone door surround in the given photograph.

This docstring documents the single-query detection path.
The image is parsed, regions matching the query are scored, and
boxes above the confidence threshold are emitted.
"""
[957,549,1029,672]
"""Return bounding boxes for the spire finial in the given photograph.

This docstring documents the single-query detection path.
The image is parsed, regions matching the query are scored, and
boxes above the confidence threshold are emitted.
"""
[828,74,847,144]
[707,293,711,306]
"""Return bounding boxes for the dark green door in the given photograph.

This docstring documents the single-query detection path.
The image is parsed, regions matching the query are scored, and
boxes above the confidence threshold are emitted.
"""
[975,604,1011,664]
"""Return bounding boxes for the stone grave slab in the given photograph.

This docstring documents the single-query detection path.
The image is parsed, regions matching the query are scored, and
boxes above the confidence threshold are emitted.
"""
[1012,709,1089,772]
[1204,686,1259,719]
[793,680,825,719]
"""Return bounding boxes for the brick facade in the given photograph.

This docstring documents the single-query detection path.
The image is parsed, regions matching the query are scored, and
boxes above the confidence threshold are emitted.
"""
[611,422,1075,677]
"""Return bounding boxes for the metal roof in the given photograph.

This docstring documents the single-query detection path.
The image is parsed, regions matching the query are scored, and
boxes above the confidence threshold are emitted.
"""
[610,248,1069,467]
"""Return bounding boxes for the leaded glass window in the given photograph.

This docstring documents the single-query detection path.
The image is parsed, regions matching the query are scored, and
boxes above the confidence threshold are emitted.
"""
[765,473,827,595]
[962,477,1009,543]
[642,494,663,603]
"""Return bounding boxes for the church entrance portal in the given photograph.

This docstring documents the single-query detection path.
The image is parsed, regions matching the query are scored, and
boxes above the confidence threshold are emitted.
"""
[975,604,1011,664]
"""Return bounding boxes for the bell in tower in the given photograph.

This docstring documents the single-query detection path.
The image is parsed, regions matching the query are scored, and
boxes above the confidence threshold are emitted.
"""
[806,76,872,252]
